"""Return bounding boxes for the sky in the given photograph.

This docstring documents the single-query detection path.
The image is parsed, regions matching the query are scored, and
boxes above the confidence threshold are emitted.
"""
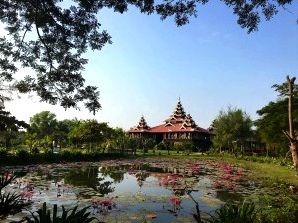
[4,1,298,130]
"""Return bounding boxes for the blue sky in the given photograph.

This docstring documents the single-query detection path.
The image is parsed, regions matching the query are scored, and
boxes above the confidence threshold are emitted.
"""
[6,1,298,129]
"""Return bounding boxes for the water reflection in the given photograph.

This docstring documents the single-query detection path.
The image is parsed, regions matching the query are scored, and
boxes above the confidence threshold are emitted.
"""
[64,167,114,195]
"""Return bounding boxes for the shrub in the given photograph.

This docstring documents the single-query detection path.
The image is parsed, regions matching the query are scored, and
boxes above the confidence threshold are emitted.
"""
[182,142,194,154]
[156,142,166,150]
[23,202,96,223]
[16,149,30,161]
[209,202,256,223]
[0,173,29,218]
[255,193,298,223]
[0,147,8,157]
[173,142,183,153]
[31,147,40,154]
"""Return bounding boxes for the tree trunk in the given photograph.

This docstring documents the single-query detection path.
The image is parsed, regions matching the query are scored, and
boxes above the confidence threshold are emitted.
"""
[286,76,298,175]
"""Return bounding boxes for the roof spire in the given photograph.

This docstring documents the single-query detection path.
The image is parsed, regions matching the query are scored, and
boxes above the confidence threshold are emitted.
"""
[135,115,150,130]
[164,98,186,124]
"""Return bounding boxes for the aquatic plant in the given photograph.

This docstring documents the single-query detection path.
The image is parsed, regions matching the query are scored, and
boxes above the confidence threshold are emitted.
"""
[92,198,115,214]
[23,202,97,223]
[191,164,200,174]
[0,172,29,218]
[213,181,223,189]
[224,164,233,174]
[208,202,256,223]
[169,195,181,213]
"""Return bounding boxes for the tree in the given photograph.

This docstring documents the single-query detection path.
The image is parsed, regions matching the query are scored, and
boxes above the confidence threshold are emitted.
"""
[255,98,298,156]
[0,0,295,113]
[0,105,28,148]
[29,111,58,139]
[272,76,298,175]
[25,132,38,153]
[67,119,83,148]
[212,107,253,154]
[78,120,112,151]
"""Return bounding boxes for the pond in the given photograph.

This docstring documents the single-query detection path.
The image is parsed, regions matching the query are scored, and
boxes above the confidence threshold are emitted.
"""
[2,158,259,222]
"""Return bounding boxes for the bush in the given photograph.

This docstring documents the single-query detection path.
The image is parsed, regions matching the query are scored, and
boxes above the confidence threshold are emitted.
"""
[16,149,30,161]
[209,202,256,223]
[23,202,96,223]
[0,172,29,217]
[173,142,183,153]
[182,142,194,154]
[61,150,83,161]
[255,193,298,223]
[0,147,8,157]
[156,142,166,150]
[31,147,40,154]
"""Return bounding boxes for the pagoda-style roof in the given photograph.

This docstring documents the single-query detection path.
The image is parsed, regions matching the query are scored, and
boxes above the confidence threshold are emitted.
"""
[181,114,197,129]
[149,124,210,133]
[128,99,212,135]
[164,98,186,124]
[129,116,150,133]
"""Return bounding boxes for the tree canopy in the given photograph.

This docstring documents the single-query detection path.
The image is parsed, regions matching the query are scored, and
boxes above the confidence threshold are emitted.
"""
[29,111,58,139]
[212,107,253,152]
[255,98,298,155]
[0,0,295,113]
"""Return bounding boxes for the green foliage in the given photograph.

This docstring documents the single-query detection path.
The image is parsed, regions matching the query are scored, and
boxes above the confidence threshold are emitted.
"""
[0,147,8,157]
[24,202,97,223]
[255,98,298,156]
[29,111,58,139]
[173,142,183,152]
[173,142,194,154]
[156,141,167,150]
[242,155,292,168]
[142,139,156,150]
[78,120,112,147]
[60,150,83,161]
[255,194,298,223]
[31,147,40,155]
[0,173,28,218]
[0,107,28,149]
[212,107,253,153]
[209,202,256,223]
[183,142,195,154]
[16,149,30,161]
[0,107,28,132]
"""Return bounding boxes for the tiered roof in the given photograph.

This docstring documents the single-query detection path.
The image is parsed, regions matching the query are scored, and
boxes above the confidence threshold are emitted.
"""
[165,98,186,124]
[181,114,197,129]
[130,116,150,132]
[129,99,212,134]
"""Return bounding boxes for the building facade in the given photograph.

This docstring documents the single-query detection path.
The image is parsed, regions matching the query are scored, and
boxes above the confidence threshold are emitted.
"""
[128,99,213,151]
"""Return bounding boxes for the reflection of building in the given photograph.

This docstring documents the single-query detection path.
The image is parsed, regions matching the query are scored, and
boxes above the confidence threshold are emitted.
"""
[128,99,213,150]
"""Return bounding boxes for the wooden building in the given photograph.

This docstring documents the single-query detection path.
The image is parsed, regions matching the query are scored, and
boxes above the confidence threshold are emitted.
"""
[128,99,213,150]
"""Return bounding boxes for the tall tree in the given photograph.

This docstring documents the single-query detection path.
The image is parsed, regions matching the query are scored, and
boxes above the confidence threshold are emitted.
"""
[0,105,28,148]
[0,0,295,113]
[212,107,253,154]
[272,76,298,175]
[67,119,82,148]
[78,120,112,151]
[255,98,298,156]
[29,111,58,139]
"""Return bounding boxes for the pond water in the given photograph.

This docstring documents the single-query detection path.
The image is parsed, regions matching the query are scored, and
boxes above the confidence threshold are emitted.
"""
[2,158,259,222]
